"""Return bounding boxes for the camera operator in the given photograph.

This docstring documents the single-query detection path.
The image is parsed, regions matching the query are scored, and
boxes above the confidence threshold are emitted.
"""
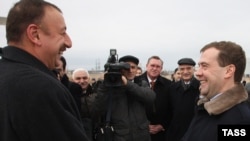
[92,55,156,141]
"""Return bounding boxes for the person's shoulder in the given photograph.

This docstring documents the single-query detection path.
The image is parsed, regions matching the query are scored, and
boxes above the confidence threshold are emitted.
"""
[7,71,67,102]
[8,65,55,85]
[159,75,172,84]
[169,80,182,90]
[134,74,148,83]
[68,81,81,88]
[134,75,143,81]
[68,81,82,93]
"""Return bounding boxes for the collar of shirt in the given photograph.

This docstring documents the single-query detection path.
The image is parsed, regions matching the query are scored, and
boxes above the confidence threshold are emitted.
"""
[147,76,156,83]
[210,93,223,101]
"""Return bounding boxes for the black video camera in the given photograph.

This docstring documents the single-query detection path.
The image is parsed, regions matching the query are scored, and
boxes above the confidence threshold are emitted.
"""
[104,49,130,87]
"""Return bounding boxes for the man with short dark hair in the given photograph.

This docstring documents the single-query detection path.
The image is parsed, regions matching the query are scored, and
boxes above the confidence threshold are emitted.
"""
[182,41,250,141]
[0,1,89,140]
[137,55,172,141]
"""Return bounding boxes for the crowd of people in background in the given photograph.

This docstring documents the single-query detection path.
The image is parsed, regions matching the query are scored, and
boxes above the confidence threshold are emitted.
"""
[1,1,250,141]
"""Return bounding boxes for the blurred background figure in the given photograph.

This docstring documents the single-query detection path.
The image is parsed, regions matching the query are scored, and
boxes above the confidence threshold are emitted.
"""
[91,78,96,85]
[171,67,181,82]
[136,66,143,76]
[54,56,83,111]
[242,80,246,86]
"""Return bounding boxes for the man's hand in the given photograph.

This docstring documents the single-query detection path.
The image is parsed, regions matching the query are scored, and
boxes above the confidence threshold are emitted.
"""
[149,124,165,134]
[121,75,128,85]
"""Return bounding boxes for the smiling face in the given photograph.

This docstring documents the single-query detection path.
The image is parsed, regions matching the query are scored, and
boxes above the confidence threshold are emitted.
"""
[38,6,72,69]
[146,58,163,80]
[195,47,230,99]
[72,70,90,90]
[178,64,195,82]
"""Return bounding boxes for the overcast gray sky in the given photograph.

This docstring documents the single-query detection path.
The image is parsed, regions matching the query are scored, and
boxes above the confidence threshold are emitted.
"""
[1,0,250,71]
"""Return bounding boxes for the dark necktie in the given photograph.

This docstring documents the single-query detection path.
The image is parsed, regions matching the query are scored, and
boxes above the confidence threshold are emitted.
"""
[184,82,190,90]
[150,81,155,89]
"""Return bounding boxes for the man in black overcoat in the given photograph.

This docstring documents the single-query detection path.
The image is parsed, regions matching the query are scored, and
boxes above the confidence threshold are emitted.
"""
[165,58,200,141]
[136,56,172,141]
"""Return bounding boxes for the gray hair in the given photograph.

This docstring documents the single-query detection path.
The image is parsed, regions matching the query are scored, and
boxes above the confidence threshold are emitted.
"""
[72,68,89,79]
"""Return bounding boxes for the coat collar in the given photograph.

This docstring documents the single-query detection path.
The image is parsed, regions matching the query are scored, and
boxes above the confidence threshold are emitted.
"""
[197,83,248,115]
[140,72,165,84]
[1,46,56,78]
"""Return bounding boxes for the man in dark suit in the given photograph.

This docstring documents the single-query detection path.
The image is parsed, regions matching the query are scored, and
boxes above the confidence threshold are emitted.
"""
[165,58,200,141]
[136,56,172,141]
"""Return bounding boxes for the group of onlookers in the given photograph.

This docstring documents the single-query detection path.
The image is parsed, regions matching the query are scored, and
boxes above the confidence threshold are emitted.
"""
[56,54,200,141]
[54,48,250,141]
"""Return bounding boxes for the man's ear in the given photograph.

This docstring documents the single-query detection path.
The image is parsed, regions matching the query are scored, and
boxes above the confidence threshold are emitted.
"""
[26,24,42,46]
[224,64,235,79]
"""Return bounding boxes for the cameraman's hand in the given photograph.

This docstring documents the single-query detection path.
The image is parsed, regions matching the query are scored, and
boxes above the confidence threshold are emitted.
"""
[121,75,128,85]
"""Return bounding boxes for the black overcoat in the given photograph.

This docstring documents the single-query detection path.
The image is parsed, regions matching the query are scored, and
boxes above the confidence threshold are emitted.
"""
[137,72,172,141]
[165,78,200,141]
[0,46,89,141]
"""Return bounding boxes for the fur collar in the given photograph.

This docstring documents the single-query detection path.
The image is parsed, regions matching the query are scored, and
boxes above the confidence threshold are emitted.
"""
[197,83,248,115]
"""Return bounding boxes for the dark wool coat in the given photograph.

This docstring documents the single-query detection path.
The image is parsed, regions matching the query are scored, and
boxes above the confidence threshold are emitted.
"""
[137,72,172,141]
[0,46,89,141]
[165,77,200,141]
[182,83,250,141]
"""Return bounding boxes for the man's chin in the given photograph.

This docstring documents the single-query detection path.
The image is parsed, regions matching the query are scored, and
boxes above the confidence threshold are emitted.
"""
[199,89,207,97]
[55,59,60,67]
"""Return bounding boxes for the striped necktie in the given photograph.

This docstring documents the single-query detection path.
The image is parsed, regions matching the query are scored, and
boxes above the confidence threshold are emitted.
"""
[150,81,155,89]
